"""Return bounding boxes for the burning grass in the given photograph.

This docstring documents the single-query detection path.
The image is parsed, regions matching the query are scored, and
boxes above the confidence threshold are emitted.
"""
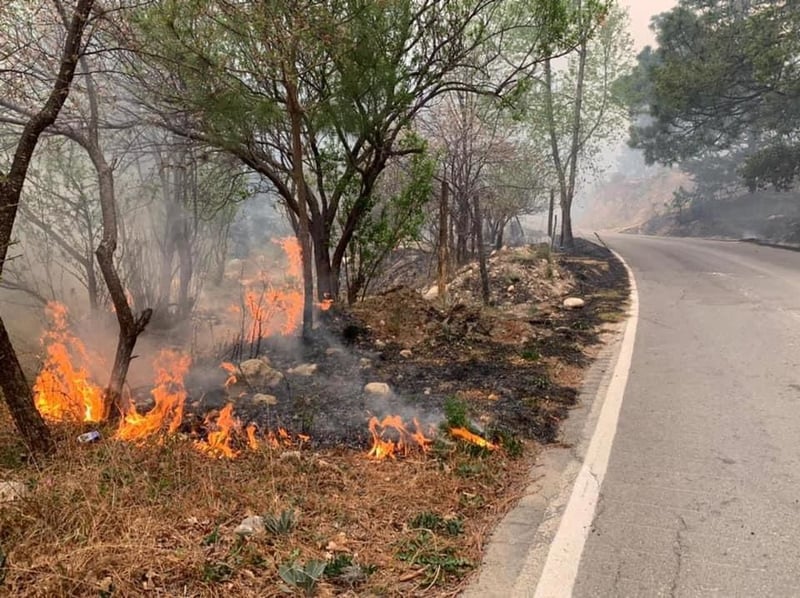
[0,410,535,597]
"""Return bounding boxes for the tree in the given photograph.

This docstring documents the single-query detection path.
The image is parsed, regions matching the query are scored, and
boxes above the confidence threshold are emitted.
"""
[0,0,95,454]
[628,0,800,189]
[125,0,590,330]
[537,2,632,247]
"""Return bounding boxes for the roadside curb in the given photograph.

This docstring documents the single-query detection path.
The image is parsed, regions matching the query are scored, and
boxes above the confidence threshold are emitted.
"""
[462,243,639,598]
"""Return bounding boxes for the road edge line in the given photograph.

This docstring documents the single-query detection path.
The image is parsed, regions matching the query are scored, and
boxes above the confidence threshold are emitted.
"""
[529,247,639,598]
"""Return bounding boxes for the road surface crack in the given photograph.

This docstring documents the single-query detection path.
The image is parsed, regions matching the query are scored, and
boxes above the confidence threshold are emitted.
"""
[669,516,688,598]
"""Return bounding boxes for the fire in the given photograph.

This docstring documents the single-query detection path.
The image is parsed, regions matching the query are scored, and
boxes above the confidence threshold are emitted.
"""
[33,302,105,422]
[266,427,310,449]
[276,237,303,280]
[367,415,432,460]
[221,362,238,387]
[116,350,191,441]
[195,403,240,459]
[449,427,498,451]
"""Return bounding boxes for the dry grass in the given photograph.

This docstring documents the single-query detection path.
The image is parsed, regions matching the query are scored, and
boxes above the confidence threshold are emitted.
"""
[0,414,536,597]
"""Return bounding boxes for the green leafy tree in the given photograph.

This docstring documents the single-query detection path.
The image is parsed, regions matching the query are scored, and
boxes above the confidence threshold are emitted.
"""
[126,0,591,332]
[530,1,631,247]
[628,0,800,190]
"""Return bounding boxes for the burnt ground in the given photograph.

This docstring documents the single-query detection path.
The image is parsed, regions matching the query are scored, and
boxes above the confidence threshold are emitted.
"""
[183,239,629,452]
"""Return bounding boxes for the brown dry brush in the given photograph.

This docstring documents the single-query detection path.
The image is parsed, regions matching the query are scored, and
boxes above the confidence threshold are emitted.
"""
[0,413,535,597]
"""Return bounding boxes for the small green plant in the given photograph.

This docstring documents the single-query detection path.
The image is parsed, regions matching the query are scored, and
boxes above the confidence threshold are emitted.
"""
[520,348,540,361]
[278,559,327,596]
[492,429,525,458]
[265,508,296,535]
[202,561,233,583]
[409,511,464,536]
[442,396,469,430]
[324,554,353,577]
[397,531,472,578]
[409,511,444,530]
[201,526,221,546]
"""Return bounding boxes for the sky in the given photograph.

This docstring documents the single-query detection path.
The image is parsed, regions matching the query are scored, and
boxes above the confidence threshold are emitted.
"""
[619,0,679,51]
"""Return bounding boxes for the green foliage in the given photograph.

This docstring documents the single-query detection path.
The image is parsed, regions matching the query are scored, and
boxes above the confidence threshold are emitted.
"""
[408,511,464,536]
[629,0,800,189]
[278,558,327,596]
[442,397,470,430]
[396,531,472,578]
[741,144,800,191]
[344,137,435,301]
[201,526,221,546]
[324,554,354,578]
[264,509,296,536]
[202,561,233,582]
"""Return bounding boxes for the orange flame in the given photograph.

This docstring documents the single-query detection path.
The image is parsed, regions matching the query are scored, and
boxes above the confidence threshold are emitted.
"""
[246,424,259,451]
[116,350,191,441]
[276,237,303,280]
[33,302,105,422]
[367,415,432,460]
[231,237,305,341]
[450,427,498,451]
[221,362,238,388]
[195,403,240,459]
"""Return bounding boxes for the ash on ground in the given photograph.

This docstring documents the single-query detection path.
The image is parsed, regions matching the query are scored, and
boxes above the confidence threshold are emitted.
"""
[168,241,628,450]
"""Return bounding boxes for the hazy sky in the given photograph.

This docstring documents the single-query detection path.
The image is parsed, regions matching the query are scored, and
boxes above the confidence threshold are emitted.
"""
[619,0,679,51]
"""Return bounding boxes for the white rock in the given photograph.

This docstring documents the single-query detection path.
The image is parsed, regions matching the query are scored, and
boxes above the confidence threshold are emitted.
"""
[374,339,386,349]
[423,285,439,300]
[234,515,266,537]
[288,363,317,376]
[507,285,515,293]
[252,393,278,406]
[0,480,27,503]
[359,358,372,368]
[399,349,413,358]
[364,382,391,397]
[239,359,284,389]
[563,297,586,309]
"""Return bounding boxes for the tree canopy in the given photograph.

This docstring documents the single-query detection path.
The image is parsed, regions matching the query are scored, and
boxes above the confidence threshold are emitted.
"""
[627,0,800,191]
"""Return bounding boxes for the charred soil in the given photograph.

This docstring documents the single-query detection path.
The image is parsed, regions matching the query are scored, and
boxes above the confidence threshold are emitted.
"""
[0,240,628,597]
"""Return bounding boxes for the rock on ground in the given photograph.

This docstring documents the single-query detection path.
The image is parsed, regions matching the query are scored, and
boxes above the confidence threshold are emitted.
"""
[238,358,285,389]
[563,297,586,309]
[234,515,266,537]
[364,382,391,397]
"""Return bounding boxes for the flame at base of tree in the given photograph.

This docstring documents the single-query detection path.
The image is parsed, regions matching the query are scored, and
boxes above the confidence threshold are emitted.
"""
[367,415,432,460]
[116,350,191,441]
[33,302,105,423]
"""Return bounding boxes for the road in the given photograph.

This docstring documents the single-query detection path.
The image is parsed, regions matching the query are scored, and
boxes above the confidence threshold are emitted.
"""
[568,235,800,596]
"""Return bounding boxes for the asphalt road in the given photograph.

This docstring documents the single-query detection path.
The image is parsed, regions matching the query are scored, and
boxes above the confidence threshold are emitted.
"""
[572,235,800,597]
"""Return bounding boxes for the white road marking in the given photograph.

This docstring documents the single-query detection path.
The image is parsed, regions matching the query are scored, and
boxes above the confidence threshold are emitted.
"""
[530,249,639,598]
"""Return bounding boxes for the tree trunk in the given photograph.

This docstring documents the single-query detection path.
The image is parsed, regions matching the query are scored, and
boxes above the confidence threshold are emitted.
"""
[0,0,95,453]
[311,219,336,300]
[0,319,53,454]
[437,180,449,302]
[473,194,490,305]
[94,161,153,418]
[284,64,314,340]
